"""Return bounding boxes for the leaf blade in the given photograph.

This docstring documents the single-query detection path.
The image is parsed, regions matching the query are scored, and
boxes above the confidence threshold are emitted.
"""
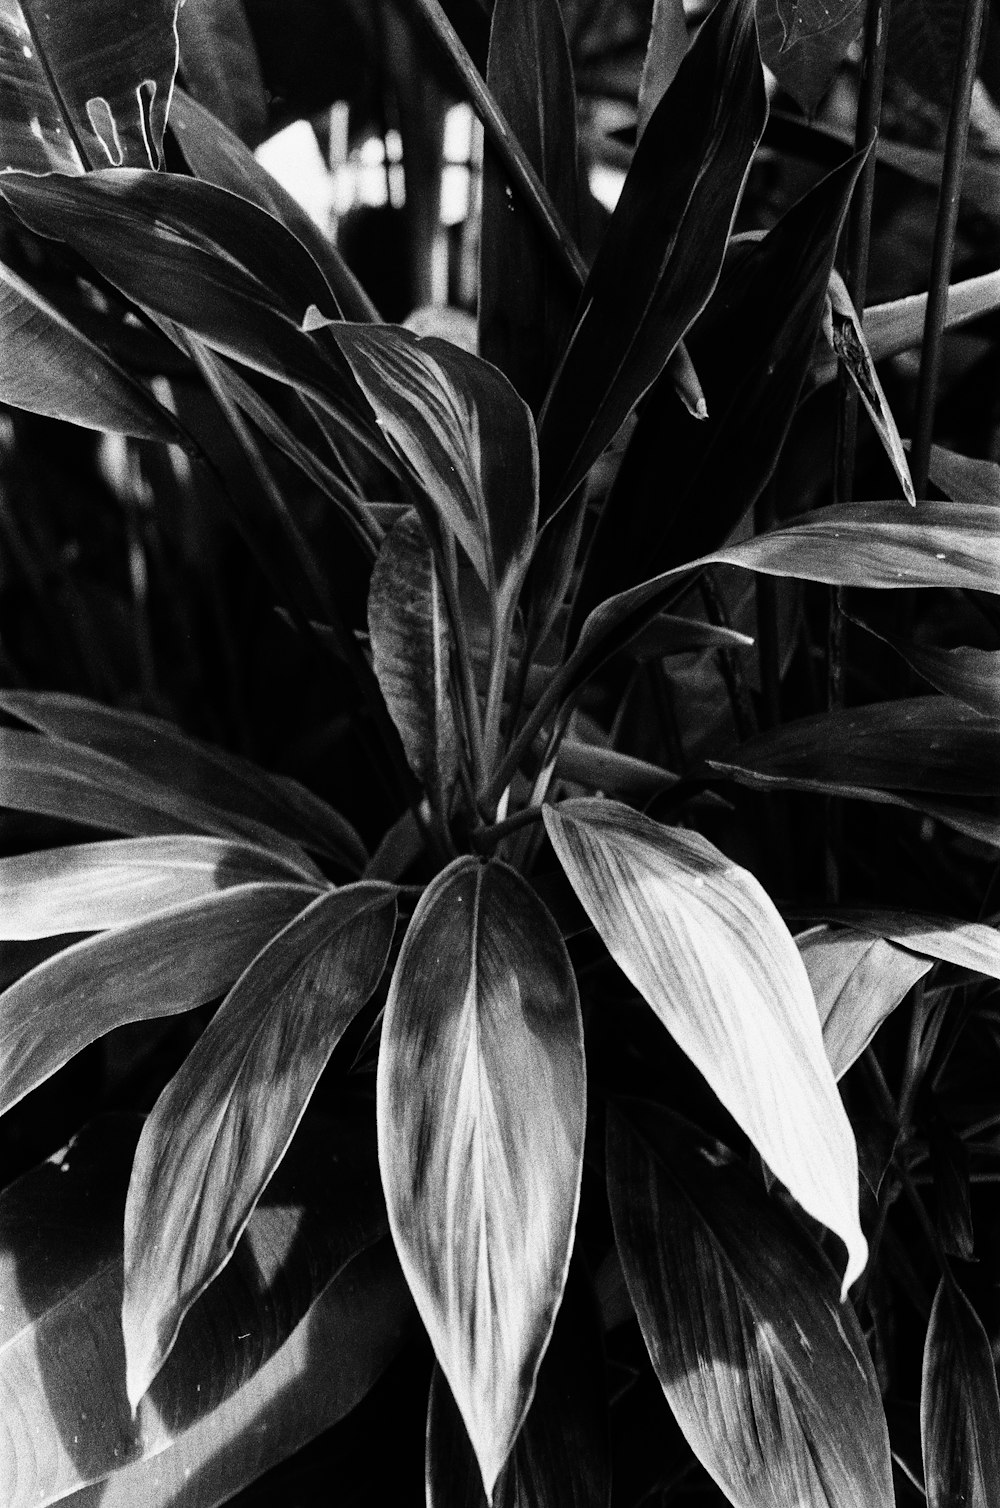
[921,1275,1000,1508]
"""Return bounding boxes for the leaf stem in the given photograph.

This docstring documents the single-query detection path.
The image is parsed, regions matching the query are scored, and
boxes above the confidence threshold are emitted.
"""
[909,0,990,500]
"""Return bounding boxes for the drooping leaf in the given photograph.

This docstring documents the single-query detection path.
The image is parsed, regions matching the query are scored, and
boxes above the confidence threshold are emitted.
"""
[826,270,915,504]
[796,925,932,1079]
[175,0,267,145]
[0,882,317,1116]
[426,1264,610,1508]
[755,0,865,110]
[0,1114,411,1508]
[368,510,458,816]
[0,0,179,173]
[168,86,376,322]
[479,0,581,414]
[607,1101,893,1508]
[544,798,866,1290]
[0,259,179,439]
[637,0,689,138]
[537,0,767,512]
[928,444,1000,507]
[0,835,303,940]
[0,690,363,871]
[921,1274,1000,1508]
[377,857,585,1497]
[849,614,1000,718]
[123,883,397,1407]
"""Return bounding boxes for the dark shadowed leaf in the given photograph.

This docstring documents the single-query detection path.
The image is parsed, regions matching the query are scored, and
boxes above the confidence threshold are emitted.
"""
[0,260,179,439]
[537,0,766,511]
[637,0,689,137]
[0,690,363,871]
[848,616,1000,718]
[479,0,581,414]
[0,883,317,1116]
[607,1101,893,1507]
[544,798,866,1290]
[0,1115,411,1508]
[756,0,865,109]
[928,1114,975,1261]
[175,0,266,145]
[928,444,1000,507]
[377,857,585,1497]
[796,925,932,1079]
[888,0,969,107]
[0,0,178,173]
[368,511,457,816]
[0,835,303,939]
[921,1275,1000,1508]
[123,883,397,1407]
[426,1265,610,1508]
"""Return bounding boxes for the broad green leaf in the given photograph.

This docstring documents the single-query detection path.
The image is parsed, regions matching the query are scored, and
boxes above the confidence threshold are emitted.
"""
[537,0,766,511]
[607,1101,893,1508]
[0,835,302,940]
[928,444,1000,507]
[848,614,1000,718]
[123,883,397,1407]
[0,260,178,439]
[0,882,316,1115]
[0,690,362,870]
[755,0,865,109]
[0,0,178,173]
[802,907,1000,981]
[711,697,1000,798]
[0,1114,411,1508]
[426,1266,610,1508]
[637,0,689,138]
[921,1275,1000,1508]
[377,857,585,1498]
[327,323,539,605]
[796,925,932,1079]
[544,798,866,1290]
[479,0,581,414]
[175,0,266,144]
[168,86,376,322]
[368,510,458,816]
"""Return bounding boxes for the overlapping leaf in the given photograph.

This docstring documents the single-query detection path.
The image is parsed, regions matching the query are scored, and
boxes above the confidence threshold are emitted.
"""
[849,616,1000,718]
[607,1101,893,1507]
[537,0,767,511]
[377,857,585,1497]
[0,1115,411,1508]
[755,0,865,109]
[921,1275,1000,1508]
[123,883,397,1407]
[805,907,1000,981]
[797,925,932,1079]
[0,0,178,173]
[175,0,266,145]
[544,798,866,1290]
[0,882,317,1116]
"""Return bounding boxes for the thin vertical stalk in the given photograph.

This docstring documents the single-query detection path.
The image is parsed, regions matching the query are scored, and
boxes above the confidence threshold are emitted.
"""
[909,0,990,500]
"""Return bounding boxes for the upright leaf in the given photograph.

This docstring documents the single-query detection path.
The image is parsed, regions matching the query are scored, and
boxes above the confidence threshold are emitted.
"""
[537,0,767,511]
[368,510,458,816]
[123,883,397,1407]
[377,857,585,1498]
[175,0,266,145]
[608,1101,893,1508]
[0,0,179,173]
[637,0,689,138]
[797,925,932,1080]
[479,0,581,413]
[544,798,866,1290]
[921,1275,1000,1508]
[0,882,317,1116]
[755,0,865,110]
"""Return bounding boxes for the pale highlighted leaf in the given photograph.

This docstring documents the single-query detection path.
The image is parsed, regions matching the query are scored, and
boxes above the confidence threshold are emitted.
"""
[544,798,866,1291]
[123,883,397,1408]
[928,443,1000,507]
[921,1274,1000,1508]
[0,882,317,1116]
[803,907,1000,982]
[608,1101,893,1508]
[377,857,585,1498]
[797,925,932,1080]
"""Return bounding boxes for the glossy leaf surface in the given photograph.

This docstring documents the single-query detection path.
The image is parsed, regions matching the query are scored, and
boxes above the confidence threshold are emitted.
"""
[797,925,932,1079]
[377,857,585,1497]
[0,1115,411,1508]
[123,883,397,1406]
[544,798,866,1290]
[0,0,178,173]
[921,1276,1000,1508]
[608,1101,893,1507]
[0,883,316,1115]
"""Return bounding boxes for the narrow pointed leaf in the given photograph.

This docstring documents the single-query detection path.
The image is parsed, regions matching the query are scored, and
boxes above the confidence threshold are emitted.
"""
[368,510,458,814]
[538,0,766,510]
[803,908,1000,982]
[921,1275,1000,1508]
[637,0,689,138]
[123,883,397,1407]
[544,798,866,1290]
[848,616,1000,718]
[608,1101,893,1508]
[827,271,914,504]
[857,271,1000,371]
[755,0,865,110]
[377,857,585,1498]
[0,0,178,173]
[797,925,932,1080]
[0,882,317,1116]
[928,444,1000,507]
[0,835,303,940]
